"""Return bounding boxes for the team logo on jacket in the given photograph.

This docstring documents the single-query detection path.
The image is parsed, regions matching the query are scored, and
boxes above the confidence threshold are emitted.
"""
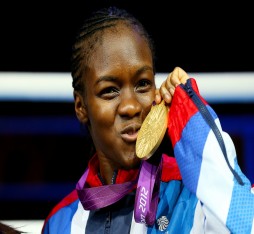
[157,216,169,231]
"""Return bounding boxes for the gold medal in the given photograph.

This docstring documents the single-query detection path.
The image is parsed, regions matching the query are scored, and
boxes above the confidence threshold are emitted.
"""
[136,100,168,160]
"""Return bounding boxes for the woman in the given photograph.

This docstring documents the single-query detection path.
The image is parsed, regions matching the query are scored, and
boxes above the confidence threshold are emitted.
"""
[42,6,254,234]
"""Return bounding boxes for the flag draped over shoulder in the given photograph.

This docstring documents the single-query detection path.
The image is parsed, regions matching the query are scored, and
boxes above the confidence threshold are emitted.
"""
[168,78,254,234]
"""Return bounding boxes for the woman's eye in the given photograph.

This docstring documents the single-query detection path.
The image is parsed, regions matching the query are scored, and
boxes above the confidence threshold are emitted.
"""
[136,79,151,92]
[100,87,119,98]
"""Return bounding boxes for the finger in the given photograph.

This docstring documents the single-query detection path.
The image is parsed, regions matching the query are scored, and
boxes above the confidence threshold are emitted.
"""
[164,77,176,96]
[154,88,162,104]
[171,67,189,85]
[160,81,172,104]
[164,71,175,92]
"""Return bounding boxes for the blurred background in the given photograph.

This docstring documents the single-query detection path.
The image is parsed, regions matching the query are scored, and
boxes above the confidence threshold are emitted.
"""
[0,1,254,231]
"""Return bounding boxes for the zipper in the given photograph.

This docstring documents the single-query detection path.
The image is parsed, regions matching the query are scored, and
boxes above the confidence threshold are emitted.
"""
[180,79,244,185]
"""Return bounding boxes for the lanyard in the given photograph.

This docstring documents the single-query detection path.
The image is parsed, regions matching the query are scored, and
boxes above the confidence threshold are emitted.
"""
[76,168,137,210]
[134,159,162,225]
[76,158,162,225]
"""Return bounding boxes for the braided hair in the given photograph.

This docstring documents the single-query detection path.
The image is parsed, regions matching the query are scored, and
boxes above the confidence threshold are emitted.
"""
[71,6,155,94]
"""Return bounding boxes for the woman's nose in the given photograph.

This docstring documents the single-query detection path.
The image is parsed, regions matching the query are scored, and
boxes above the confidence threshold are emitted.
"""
[118,92,142,118]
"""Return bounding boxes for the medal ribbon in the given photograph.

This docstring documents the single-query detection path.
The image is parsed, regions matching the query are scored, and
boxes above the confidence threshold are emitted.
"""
[76,158,162,225]
[134,159,162,225]
[76,169,137,210]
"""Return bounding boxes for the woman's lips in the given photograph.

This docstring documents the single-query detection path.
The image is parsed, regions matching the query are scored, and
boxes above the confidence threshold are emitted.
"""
[120,124,141,143]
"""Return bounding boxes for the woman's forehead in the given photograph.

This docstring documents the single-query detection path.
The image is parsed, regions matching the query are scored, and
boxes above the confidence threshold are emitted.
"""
[88,32,152,74]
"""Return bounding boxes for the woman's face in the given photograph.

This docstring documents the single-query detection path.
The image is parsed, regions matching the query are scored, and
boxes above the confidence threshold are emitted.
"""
[79,25,156,170]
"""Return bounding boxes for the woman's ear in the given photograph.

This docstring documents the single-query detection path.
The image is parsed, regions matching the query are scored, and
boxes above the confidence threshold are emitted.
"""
[73,91,88,124]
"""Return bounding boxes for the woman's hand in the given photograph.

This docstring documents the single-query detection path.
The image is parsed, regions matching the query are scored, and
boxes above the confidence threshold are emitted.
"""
[155,67,189,104]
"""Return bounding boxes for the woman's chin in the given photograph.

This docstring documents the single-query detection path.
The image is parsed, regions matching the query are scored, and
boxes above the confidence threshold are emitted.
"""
[121,156,141,170]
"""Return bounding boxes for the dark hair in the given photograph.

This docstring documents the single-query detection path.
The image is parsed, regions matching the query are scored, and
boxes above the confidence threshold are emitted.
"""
[71,6,155,94]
